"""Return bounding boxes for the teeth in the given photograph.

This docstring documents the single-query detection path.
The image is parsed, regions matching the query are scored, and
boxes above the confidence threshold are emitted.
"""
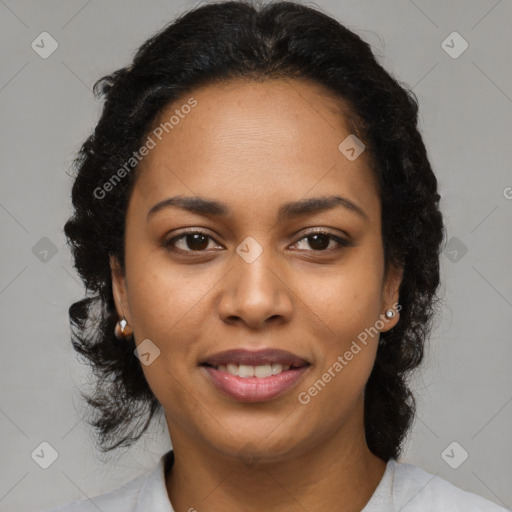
[215,363,292,378]
[238,364,254,378]
[254,364,272,378]
[227,363,238,375]
[273,363,289,374]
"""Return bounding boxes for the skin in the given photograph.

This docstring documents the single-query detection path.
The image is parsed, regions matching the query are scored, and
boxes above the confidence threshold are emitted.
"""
[111,77,403,512]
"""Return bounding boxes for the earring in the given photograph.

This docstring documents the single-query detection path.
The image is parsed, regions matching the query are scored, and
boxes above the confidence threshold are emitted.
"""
[380,306,399,346]
[114,317,133,339]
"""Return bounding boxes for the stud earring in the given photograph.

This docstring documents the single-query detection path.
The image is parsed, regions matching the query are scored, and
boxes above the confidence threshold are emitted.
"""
[114,317,133,339]
[380,306,399,346]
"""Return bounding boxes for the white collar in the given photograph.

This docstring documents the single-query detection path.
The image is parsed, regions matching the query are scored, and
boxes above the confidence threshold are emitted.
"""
[132,450,397,512]
[134,450,175,512]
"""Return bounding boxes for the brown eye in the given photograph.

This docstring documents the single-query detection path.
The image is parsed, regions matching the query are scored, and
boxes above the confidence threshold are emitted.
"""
[293,230,350,252]
[164,228,350,255]
[182,233,210,251]
[303,233,331,251]
[164,230,220,253]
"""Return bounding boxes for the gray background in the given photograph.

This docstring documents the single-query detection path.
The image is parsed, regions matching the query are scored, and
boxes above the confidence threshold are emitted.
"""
[1,0,511,510]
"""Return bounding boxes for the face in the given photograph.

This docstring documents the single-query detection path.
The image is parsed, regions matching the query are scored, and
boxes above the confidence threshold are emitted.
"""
[111,78,403,463]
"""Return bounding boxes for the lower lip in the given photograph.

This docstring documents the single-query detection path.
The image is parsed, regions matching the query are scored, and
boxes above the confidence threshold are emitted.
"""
[202,365,310,402]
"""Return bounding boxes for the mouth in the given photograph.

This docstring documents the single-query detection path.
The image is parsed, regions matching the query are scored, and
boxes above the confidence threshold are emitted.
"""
[200,348,310,376]
[200,348,311,402]
[201,362,303,377]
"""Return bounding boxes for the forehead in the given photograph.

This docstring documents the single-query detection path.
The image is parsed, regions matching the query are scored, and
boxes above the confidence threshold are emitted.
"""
[132,78,380,222]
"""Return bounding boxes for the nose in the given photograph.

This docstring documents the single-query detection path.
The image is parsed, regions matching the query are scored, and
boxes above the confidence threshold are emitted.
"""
[217,248,294,330]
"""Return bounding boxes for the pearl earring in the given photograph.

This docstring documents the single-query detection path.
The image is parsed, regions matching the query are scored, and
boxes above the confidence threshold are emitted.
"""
[385,309,395,319]
[114,317,133,339]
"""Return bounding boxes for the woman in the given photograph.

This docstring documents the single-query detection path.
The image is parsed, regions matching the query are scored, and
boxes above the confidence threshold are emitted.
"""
[42,1,506,511]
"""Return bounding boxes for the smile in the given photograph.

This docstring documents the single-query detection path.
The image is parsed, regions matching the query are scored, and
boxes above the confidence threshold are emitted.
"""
[207,362,292,378]
[201,365,310,402]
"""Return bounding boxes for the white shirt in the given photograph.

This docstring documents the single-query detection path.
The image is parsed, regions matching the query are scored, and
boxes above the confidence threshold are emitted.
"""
[42,450,508,511]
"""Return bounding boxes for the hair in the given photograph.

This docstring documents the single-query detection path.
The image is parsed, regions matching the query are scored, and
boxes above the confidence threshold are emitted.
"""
[64,0,445,462]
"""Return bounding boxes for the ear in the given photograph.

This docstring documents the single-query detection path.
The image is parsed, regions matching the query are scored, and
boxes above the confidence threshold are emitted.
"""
[380,261,403,333]
[110,255,131,323]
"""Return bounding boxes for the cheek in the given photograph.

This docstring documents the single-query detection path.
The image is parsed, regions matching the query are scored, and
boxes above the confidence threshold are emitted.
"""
[295,271,381,423]
[126,254,208,339]
[124,260,208,420]
[124,254,224,396]
[298,260,384,342]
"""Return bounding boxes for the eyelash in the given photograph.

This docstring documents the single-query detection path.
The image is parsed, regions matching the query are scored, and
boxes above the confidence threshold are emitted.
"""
[163,228,351,255]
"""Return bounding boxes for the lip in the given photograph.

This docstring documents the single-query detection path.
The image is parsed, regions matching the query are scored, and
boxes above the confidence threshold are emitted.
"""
[201,348,310,367]
[202,365,311,402]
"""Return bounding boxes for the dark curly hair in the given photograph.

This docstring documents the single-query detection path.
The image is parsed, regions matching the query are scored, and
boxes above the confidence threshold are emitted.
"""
[64,0,445,462]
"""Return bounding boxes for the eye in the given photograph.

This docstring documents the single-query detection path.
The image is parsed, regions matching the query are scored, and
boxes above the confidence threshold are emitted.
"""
[164,229,221,253]
[163,228,351,254]
[291,229,351,252]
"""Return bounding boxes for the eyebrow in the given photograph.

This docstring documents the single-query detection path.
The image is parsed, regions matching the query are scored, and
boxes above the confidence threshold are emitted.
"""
[147,194,369,223]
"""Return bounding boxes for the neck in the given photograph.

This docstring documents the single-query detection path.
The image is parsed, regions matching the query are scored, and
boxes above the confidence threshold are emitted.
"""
[165,400,388,512]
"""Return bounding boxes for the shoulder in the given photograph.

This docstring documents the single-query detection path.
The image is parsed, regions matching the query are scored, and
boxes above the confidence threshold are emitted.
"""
[39,471,149,512]
[391,460,508,511]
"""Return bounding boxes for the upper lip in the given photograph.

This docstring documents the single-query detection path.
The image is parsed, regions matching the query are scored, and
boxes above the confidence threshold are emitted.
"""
[201,348,310,368]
